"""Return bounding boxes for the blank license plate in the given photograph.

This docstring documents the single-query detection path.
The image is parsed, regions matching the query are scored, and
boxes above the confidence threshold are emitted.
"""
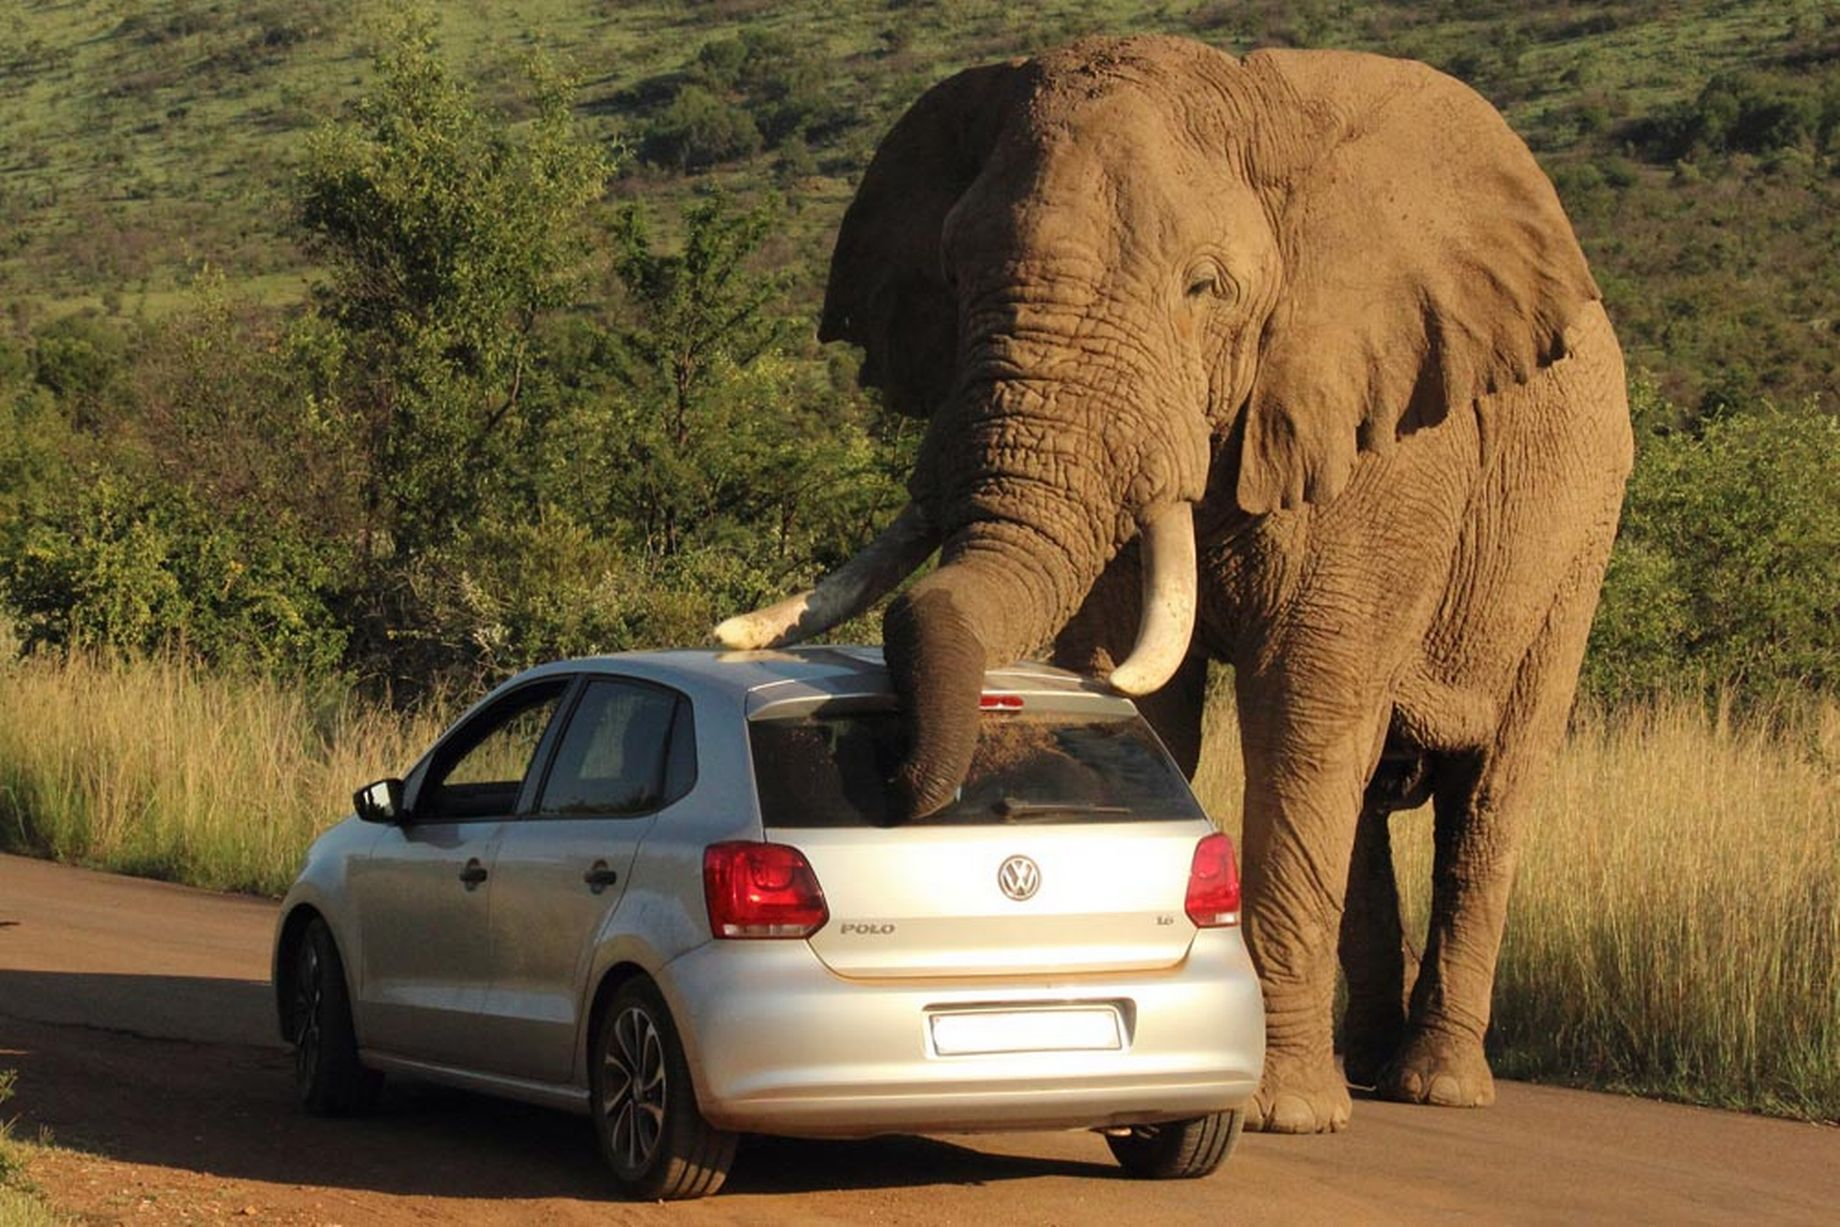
[930,1007,1123,1056]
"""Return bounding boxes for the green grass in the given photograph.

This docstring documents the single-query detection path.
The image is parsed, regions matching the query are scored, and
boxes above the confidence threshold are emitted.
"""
[0,1073,63,1227]
[2,1,1834,409]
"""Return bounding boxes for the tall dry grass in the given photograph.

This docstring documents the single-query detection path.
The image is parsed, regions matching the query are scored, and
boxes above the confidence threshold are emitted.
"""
[0,652,444,896]
[1197,682,1840,1121]
[0,650,1834,1117]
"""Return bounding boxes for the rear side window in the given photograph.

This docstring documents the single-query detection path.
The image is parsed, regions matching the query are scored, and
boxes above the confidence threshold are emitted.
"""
[537,680,691,816]
[749,710,1205,828]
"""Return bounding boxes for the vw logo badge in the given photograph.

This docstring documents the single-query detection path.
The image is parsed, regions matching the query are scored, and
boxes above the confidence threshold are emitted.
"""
[997,855,1041,902]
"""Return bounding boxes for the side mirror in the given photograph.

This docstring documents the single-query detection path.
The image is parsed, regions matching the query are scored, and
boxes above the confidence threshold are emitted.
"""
[354,777,407,825]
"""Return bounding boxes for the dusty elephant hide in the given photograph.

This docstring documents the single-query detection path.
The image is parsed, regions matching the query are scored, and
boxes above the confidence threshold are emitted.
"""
[715,34,1633,1135]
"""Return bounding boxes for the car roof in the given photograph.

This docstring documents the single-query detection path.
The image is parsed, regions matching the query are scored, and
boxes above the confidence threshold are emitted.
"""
[504,646,1135,716]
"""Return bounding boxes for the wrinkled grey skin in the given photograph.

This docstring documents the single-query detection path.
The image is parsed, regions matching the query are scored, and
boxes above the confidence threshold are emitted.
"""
[798,36,1630,1132]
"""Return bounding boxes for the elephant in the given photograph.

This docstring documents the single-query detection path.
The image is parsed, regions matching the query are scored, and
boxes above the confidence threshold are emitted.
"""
[713,35,1632,1134]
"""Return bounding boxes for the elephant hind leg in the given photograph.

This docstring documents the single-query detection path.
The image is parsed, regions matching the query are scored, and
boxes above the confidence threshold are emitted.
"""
[1339,743,1440,1087]
[1337,801,1407,1088]
[1380,543,1612,1108]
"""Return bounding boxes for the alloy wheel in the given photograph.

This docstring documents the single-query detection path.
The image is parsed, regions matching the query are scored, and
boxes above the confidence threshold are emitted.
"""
[293,938,323,1087]
[602,1005,668,1175]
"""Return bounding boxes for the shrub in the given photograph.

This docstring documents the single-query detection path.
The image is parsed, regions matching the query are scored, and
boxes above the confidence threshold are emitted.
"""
[0,473,348,675]
[1634,71,1829,162]
[639,28,848,172]
[639,83,762,170]
[1587,398,1840,701]
[30,315,126,406]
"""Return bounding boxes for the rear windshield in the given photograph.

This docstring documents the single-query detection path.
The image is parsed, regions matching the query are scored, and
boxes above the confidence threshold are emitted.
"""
[749,709,1206,828]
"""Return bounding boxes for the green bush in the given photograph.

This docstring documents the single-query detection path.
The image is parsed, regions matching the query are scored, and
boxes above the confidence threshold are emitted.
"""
[30,315,127,406]
[639,27,848,171]
[639,83,762,170]
[1587,398,1840,701]
[0,473,348,674]
[1636,71,1832,162]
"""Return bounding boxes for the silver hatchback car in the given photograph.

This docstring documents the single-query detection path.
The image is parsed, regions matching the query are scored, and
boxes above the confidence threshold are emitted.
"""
[274,648,1264,1199]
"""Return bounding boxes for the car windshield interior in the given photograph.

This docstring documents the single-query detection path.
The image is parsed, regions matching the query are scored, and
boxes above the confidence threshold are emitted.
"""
[749,709,1204,828]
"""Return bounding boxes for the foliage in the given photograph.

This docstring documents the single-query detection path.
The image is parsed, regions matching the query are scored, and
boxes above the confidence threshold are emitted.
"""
[607,197,907,562]
[639,84,763,171]
[1632,68,1840,160]
[296,7,611,561]
[0,473,347,675]
[1587,397,1840,700]
[28,316,126,416]
[638,28,847,170]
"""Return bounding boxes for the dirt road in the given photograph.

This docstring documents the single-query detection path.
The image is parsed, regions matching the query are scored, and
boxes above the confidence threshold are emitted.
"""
[1,852,1834,1224]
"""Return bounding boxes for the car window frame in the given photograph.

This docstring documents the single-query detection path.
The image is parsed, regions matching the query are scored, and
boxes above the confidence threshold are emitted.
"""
[523,674,698,823]
[403,676,580,823]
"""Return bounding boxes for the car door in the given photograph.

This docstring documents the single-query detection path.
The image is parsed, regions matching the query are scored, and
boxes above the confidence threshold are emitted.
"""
[472,676,696,1083]
[348,677,571,1067]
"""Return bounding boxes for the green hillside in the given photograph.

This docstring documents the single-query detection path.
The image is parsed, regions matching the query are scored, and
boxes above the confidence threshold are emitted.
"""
[2,0,1835,412]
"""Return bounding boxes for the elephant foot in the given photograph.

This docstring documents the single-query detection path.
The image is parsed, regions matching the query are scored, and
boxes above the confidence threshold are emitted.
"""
[1378,1029,1495,1108]
[1245,1054,1352,1134]
[1339,1006,1405,1089]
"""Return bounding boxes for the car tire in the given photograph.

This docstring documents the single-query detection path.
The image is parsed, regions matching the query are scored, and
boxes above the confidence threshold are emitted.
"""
[290,916,383,1115]
[590,978,737,1200]
[1105,1110,1242,1179]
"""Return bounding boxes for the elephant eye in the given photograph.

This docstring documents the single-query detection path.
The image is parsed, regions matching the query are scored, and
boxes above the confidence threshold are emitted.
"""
[1184,259,1231,302]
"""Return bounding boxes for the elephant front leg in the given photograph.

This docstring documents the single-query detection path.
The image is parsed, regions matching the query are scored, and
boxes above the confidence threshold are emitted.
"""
[1239,683,1389,1134]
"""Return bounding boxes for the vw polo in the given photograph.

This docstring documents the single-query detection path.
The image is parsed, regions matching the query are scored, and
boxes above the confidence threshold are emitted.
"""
[274,647,1264,1199]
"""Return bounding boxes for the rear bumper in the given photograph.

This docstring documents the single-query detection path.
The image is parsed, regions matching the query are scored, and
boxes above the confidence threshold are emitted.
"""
[657,928,1264,1138]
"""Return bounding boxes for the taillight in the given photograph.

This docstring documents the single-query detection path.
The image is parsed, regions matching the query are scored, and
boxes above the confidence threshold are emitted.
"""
[703,841,829,939]
[1185,832,1241,927]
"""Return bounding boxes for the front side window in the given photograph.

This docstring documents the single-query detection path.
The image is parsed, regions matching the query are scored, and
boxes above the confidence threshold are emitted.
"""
[536,680,691,816]
[419,682,567,821]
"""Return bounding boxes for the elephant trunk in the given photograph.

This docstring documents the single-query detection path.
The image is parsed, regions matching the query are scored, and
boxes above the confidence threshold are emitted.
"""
[882,497,1197,819]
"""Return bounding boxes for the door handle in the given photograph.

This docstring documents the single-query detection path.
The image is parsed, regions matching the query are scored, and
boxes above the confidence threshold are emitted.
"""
[458,858,488,887]
[582,860,619,893]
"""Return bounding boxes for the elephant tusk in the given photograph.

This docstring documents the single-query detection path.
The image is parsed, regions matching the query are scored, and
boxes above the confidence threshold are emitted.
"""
[1108,502,1198,697]
[712,503,940,650]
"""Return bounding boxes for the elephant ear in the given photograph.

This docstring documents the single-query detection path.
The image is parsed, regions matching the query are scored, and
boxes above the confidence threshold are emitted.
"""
[819,60,1034,418]
[1236,50,1601,514]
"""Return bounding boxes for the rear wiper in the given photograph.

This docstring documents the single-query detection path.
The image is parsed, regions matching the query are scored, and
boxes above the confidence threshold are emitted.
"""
[995,797,1132,822]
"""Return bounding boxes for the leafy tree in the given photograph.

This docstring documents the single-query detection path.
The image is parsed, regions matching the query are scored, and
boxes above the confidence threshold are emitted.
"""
[0,473,347,674]
[296,8,610,563]
[30,315,128,424]
[639,28,847,172]
[581,195,905,570]
[1636,70,1832,162]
